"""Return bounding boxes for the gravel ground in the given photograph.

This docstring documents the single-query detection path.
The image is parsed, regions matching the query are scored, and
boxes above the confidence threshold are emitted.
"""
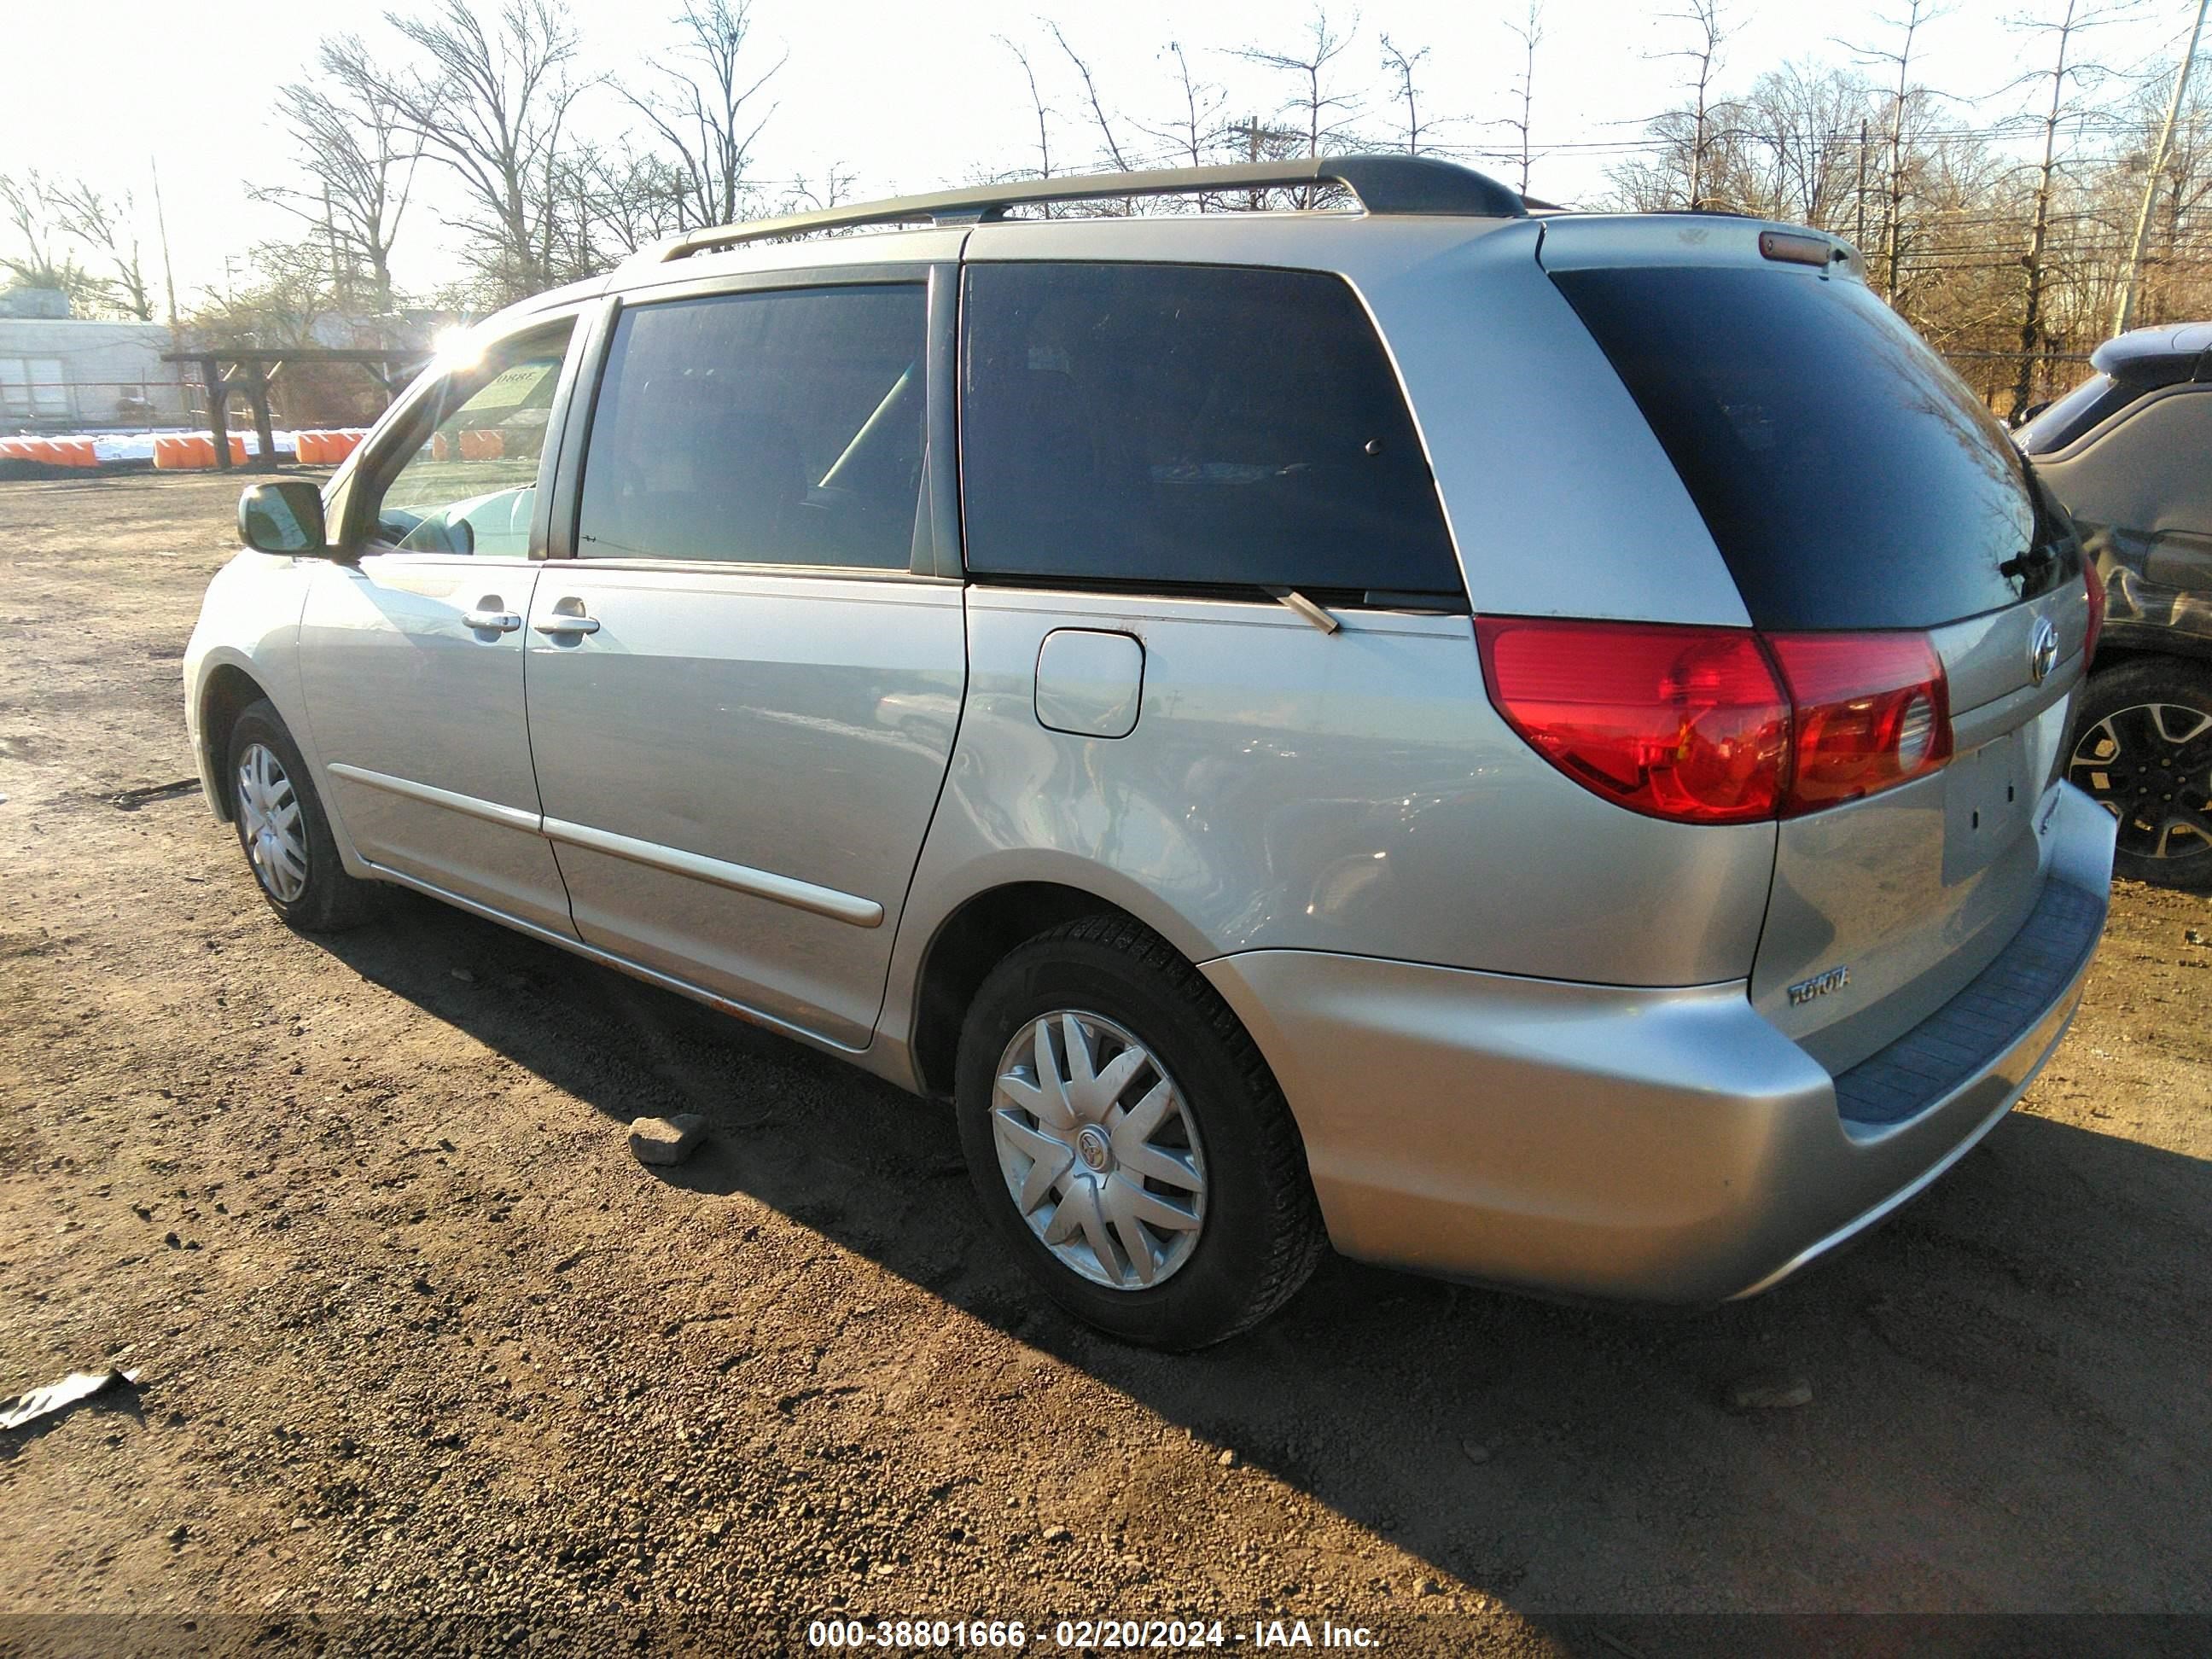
[2,472,2209,1656]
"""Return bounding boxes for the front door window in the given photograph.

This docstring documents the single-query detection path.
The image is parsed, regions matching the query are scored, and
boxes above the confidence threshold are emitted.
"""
[363,324,574,558]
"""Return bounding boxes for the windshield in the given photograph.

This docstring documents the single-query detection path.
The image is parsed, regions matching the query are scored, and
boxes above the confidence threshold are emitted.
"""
[2017,373,2128,456]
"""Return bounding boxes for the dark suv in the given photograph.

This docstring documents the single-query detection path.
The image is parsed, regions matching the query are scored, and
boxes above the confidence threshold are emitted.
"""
[2022,323,2212,888]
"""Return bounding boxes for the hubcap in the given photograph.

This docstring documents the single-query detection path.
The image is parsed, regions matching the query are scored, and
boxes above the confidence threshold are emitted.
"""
[990,1010,1207,1291]
[2069,701,2212,863]
[235,742,309,902]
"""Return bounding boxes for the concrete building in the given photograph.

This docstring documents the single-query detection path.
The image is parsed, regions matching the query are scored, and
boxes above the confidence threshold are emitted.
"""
[0,291,187,429]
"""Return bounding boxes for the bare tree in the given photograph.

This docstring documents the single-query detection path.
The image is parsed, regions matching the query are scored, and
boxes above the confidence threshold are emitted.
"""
[1378,34,1433,155]
[1233,9,1368,160]
[2131,61,2212,326]
[1656,0,1734,212]
[1048,21,1134,174]
[374,0,589,301]
[2005,0,2136,419]
[256,35,422,312]
[998,35,1057,207]
[1,172,120,315]
[778,166,858,214]
[1848,0,1947,299]
[1504,3,1545,195]
[2116,0,2211,331]
[1141,42,1230,176]
[618,0,785,233]
[563,143,689,262]
[1730,62,1873,227]
[189,239,341,349]
[48,181,154,320]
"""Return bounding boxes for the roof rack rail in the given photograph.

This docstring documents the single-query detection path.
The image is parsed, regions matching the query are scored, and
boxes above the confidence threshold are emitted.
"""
[633,153,1528,267]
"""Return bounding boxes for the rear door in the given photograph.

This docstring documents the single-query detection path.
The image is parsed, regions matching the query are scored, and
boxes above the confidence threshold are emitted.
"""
[524,267,965,1050]
[1547,237,2096,1074]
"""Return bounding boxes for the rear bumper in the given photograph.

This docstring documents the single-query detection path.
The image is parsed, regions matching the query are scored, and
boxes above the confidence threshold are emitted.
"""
[1200,783,2116,1305]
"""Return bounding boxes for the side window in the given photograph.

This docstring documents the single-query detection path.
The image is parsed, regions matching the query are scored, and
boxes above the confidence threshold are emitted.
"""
[575,284,926,568]
[361,321,574,558]
[1,358,68,418]
[960,263,1462,597]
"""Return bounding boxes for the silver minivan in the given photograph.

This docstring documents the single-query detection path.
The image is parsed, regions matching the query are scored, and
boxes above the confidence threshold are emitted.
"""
[189,156,2116,1348]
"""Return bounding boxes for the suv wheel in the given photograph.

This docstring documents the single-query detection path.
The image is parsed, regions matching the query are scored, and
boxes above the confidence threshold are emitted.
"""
[954,914,1326,1349]
[2068,658,2212,890]
[226,699,381,930]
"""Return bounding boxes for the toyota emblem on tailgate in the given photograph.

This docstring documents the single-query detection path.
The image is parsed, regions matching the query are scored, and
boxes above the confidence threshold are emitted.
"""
[2028,615,2059,685]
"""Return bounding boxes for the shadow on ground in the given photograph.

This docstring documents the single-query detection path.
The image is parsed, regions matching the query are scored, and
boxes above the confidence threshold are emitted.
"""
[316,888,2212,1628]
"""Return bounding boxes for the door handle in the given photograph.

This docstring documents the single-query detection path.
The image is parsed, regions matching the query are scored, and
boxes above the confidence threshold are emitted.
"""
[463,608,522,633]
[533,611,601,637]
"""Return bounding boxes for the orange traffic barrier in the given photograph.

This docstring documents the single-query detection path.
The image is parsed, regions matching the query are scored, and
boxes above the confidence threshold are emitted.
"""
[0,437,34,460]
[61,438,96,468]
[457,428,504,462]
[152,434,250,470]
[297,428,367,464]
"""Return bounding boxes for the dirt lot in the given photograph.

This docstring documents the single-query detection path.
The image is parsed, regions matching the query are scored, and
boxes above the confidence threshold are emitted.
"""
[1,471,2208,1655]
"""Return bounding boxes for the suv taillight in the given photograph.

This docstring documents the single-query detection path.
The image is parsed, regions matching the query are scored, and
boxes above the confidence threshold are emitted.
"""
[1475,619,1789,824]
[1764,631,1951,811]
[1476,617,1953,824]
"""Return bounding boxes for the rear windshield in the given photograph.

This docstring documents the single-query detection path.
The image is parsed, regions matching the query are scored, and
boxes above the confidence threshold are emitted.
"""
[2017,372,2128,456]
[1553,265,2069,631]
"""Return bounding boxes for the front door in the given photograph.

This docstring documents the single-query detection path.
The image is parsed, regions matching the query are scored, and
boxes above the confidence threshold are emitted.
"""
[524,277,964,1048]
[298,316,581,935]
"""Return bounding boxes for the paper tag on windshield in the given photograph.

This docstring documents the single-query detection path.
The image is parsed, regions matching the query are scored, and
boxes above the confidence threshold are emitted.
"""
[471,360,556,411]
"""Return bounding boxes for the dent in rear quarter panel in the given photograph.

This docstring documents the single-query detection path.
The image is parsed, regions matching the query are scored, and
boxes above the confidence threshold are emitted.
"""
[884,588,1778,991]
[183,551,323,820]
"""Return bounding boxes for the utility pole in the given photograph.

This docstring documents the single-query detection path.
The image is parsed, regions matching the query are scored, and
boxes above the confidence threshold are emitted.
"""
[1854,119,1869,252]
[150,156,180,344]
[2115,0,2211,336]
[1230,118,1268,211]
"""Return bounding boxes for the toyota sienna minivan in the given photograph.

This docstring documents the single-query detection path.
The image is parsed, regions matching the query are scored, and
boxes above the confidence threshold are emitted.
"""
[189,155,2115,1348]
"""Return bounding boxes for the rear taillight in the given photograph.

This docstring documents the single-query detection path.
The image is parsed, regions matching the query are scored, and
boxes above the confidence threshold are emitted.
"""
[1764,632,1952,811]
[1476,618,1789,824]
[1477,617,1954,824]
[2083,558,2106,667]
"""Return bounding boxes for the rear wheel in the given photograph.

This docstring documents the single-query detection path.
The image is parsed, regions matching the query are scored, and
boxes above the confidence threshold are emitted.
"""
[953,914,1326,1349]
[2067,657,2212,890]
[225,699,381,930]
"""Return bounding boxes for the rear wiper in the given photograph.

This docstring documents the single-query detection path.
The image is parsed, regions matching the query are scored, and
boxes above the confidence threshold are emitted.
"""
[1999,547,2058,584]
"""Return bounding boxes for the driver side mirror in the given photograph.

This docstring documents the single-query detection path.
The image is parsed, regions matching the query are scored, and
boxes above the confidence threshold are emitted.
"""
[237,480,335,556]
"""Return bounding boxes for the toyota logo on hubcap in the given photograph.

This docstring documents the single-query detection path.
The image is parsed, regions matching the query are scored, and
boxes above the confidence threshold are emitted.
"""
[2028,615,2059,686]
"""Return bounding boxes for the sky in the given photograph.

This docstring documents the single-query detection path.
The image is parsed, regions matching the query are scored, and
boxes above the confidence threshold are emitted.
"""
[7,0,2208,311]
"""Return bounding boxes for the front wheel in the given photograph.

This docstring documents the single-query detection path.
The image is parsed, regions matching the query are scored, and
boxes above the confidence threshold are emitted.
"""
[225,699,381,930]
[2067,657,2212,890]
[954,915,1326,1349]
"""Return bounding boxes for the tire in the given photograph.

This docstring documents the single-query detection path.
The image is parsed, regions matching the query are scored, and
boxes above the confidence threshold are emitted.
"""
[954,913,1326,1349]
[2065,657,2212,891]
[224,699,382,931]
